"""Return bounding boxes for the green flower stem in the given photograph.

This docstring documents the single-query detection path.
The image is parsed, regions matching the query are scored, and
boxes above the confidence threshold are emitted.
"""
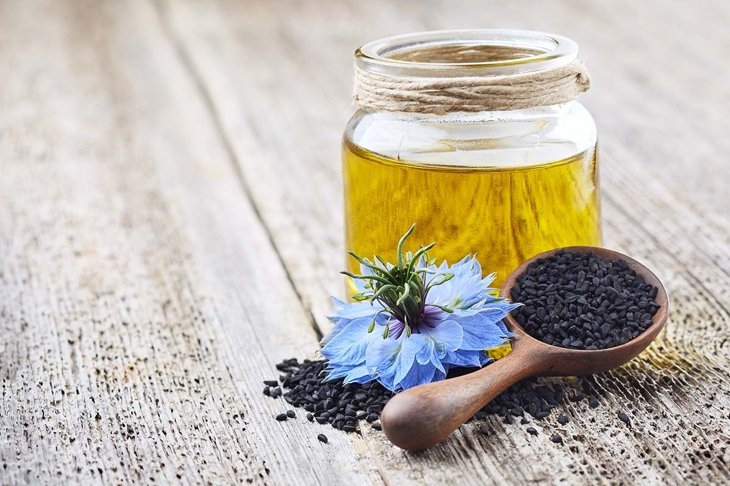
[342,224,455,336]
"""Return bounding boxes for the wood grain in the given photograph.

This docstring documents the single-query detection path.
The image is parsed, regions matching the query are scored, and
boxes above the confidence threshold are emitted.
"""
[159,0,730,484]
[1,0,729,484]
[0,0,380,484]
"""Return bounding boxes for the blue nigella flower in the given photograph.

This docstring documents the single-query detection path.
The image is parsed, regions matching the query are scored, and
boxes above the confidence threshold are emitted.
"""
[320,226,520,392]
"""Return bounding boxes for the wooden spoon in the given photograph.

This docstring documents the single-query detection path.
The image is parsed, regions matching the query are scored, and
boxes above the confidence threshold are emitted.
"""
[380,246,669,450]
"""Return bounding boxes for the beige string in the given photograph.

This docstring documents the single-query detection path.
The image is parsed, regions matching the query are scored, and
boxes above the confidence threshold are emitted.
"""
[353,51,590,114]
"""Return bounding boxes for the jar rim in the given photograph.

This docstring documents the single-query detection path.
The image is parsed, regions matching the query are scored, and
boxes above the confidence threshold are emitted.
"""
[355,29,579,78]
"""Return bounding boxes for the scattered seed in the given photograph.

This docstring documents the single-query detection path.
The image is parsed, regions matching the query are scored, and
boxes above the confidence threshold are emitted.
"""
[276,358,299,372]
[479,424,489,435]
[317,433,328,443]
[589,397,600,409]
[372,423,382,431]
[526,427,538,436]
[557,414,569,425]
[286,410,296,418]
[267,358,603,434]
[617,411,631,425]
[550,433,563,444]
[263,380,279,387]
[275,413,287,422]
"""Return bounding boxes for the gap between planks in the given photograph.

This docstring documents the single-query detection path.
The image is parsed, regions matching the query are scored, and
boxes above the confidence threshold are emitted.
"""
[150,0,323,341]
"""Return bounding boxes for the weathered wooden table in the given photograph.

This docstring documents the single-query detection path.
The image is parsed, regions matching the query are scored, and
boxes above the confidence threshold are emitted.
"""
[1,0,729,484]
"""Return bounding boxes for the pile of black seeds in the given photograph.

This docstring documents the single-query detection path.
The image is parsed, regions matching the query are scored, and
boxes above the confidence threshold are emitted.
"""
[511,250,660,350]
[270,358,393,432]
[264,358,615,439]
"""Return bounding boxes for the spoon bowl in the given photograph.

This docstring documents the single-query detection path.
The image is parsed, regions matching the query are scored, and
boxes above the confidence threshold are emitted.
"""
[380,246,669,450]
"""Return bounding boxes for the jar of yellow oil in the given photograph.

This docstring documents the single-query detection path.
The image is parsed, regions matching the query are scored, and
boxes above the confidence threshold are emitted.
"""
[343,30,601,291]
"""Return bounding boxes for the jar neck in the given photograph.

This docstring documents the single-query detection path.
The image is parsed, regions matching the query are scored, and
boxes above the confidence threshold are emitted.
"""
[356,29,579,78]
[353,29,588,115]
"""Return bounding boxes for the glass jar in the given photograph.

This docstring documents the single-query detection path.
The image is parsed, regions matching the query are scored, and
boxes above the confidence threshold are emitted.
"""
[343,29,601,289]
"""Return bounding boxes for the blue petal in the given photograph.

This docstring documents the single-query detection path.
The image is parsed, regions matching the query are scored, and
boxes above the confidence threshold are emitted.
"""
[323,366,351,381]
[323,298,386,345]
[481,272,497,289]
[443,349,484,368]
[365,335,400,372]
[451,312,510,351]
[414,337,446,374]
[321,317,380,366]
[325,362,364,381]
[393,334,427,385]
[425,255,490,309]
[421,320,463,353]
[495,319,510,336]
[415,338,435,365]
[397,362,447,390]
[344,365,371,384]
[478,354,493,366]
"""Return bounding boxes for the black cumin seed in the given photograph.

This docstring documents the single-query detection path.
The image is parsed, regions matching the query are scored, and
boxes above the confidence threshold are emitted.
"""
[511,250,659,350]
[588,397,600,409]
[557,414,569,425]
[263,380,279,387]
[526,427,538,436]
[372,423,382,431]
[267,358,599,434]
[286,410,295,418]
[275,413,287,422]
[317,433,328,443]
[550,433,563,444]
[617,411,631,425]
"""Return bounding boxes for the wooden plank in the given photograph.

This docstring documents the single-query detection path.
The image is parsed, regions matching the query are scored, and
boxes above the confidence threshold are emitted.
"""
[161,0,730,484]
[0,0,382,484]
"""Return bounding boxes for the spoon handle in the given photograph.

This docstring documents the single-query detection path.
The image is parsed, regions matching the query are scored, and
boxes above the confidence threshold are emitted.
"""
[380,342,542,450]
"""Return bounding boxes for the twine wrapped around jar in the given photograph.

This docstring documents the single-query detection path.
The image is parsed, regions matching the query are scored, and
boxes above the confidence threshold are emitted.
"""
[353,44,591,114]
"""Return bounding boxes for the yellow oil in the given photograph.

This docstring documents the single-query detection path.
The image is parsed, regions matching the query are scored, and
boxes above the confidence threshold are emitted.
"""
[343,139,601,290]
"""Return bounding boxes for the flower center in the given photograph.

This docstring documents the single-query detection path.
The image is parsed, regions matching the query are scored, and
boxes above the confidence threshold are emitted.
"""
[388,305,442,339]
